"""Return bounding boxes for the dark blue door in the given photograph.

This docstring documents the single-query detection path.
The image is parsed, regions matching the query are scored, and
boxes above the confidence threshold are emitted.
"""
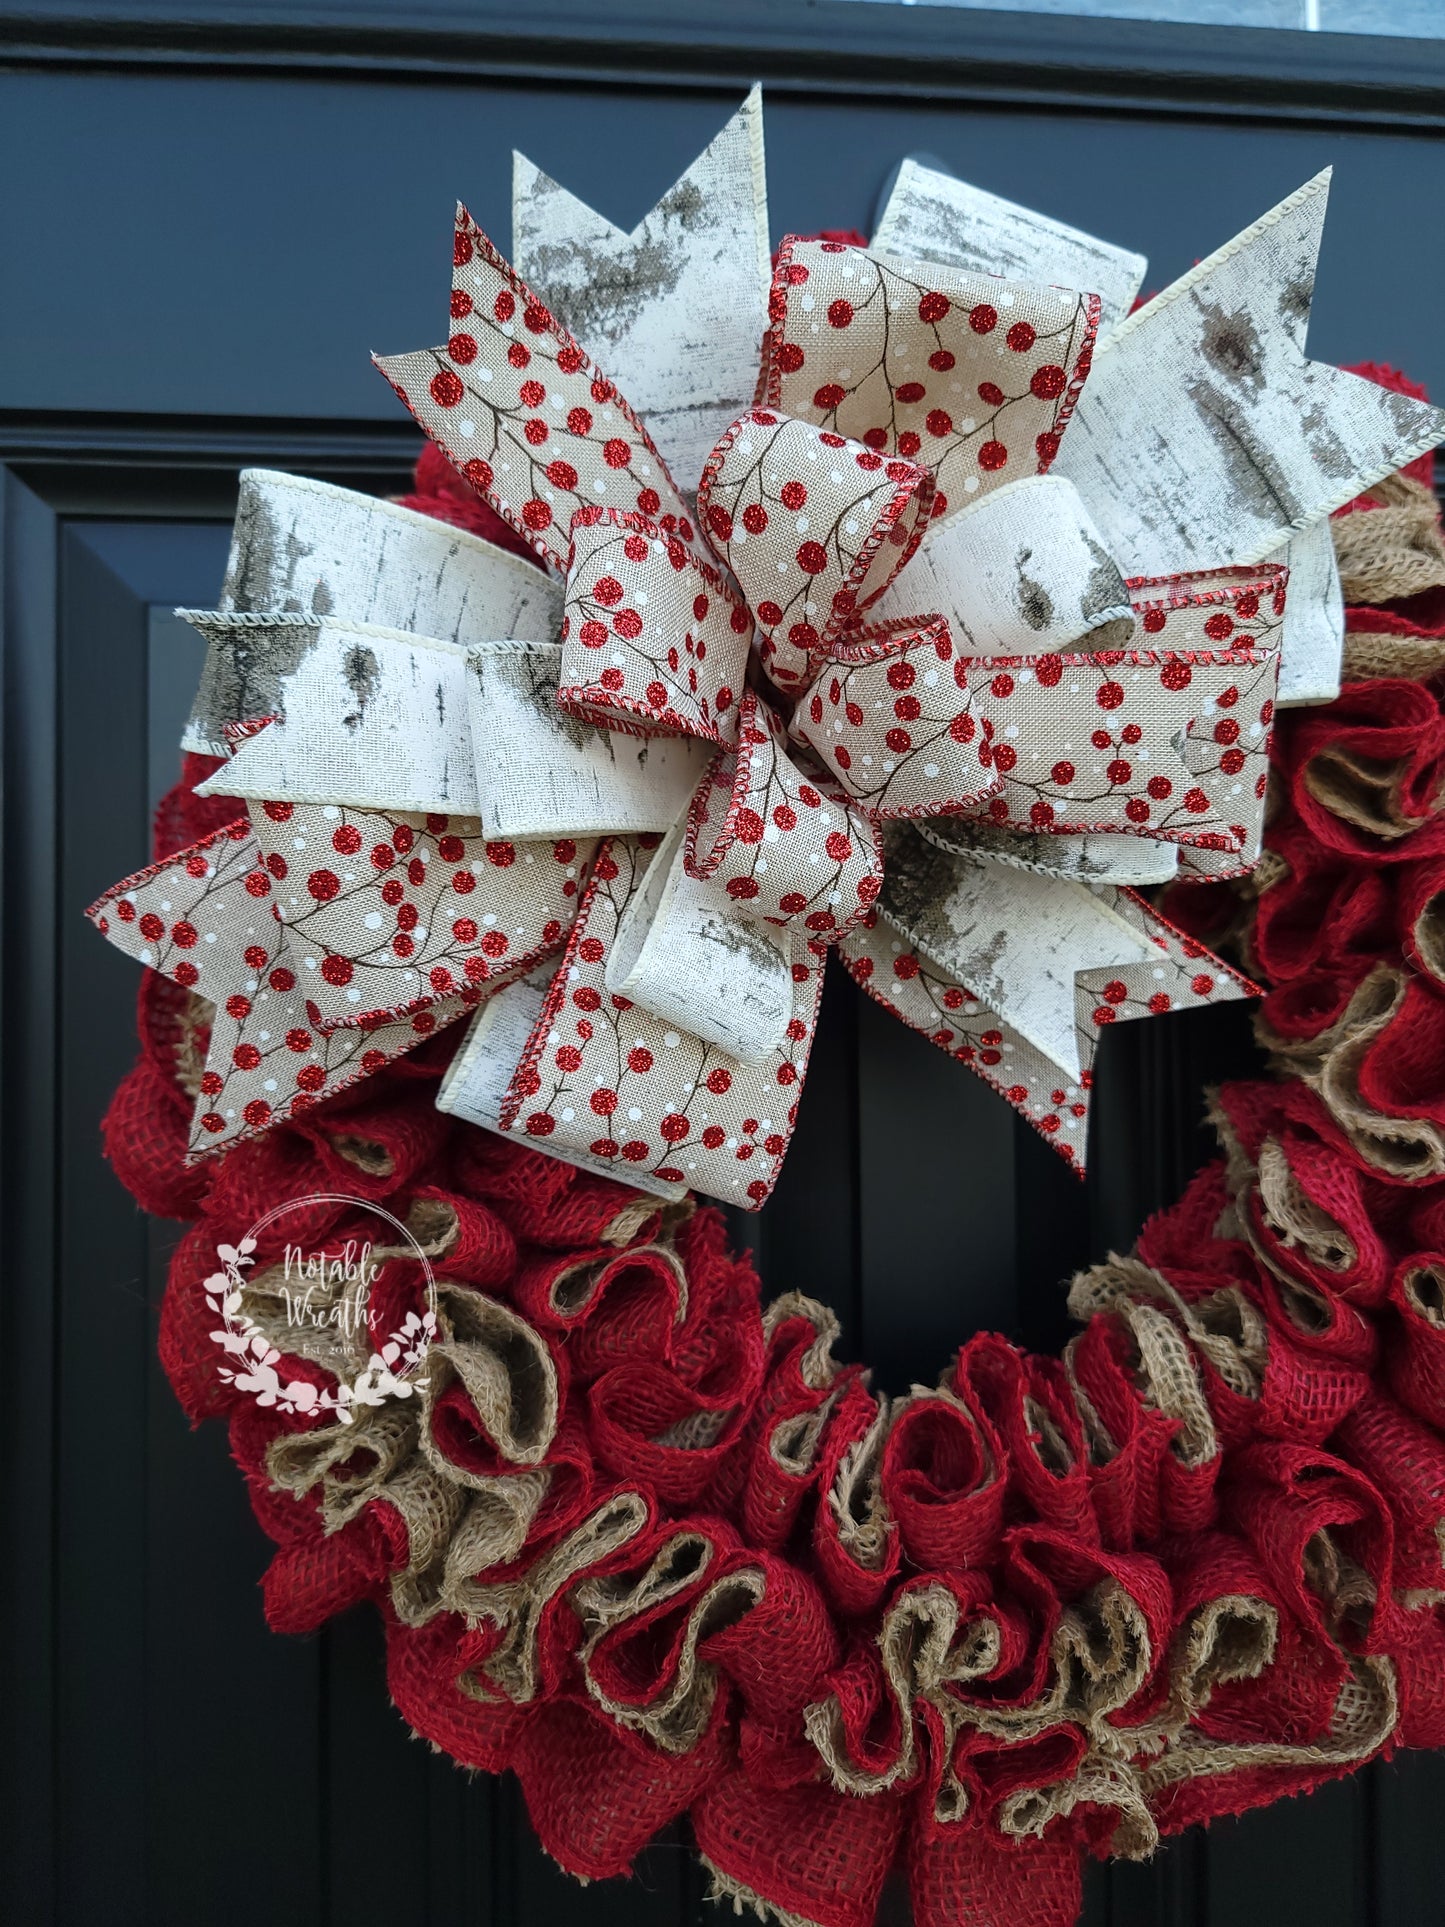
[5,8,1445,1922]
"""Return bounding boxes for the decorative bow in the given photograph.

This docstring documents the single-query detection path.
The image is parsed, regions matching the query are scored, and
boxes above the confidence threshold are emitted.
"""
[88,90,1445,1209]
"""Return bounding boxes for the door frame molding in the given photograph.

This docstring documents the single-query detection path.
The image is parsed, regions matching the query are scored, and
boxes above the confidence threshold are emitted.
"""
[1,0,1444,129]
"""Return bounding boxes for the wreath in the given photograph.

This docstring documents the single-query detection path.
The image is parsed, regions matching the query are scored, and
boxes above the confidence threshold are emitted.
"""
[91,94,1445,1927]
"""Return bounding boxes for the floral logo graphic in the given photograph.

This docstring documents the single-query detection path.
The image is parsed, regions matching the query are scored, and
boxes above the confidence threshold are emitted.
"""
[202,1194,438,1422]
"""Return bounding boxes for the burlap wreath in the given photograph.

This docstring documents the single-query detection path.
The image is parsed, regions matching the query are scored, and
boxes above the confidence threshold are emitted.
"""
[104,367,1445,1927]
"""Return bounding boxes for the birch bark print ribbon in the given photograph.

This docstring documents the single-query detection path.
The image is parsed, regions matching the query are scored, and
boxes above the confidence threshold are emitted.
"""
[87,88,1445,1209]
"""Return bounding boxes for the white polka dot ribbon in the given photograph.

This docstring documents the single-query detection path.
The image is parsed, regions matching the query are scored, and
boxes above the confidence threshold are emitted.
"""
[696,410,933,691]
[684,694,882,940]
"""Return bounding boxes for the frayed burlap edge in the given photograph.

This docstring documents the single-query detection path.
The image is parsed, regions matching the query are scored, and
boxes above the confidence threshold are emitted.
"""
[701,1860,829,1927]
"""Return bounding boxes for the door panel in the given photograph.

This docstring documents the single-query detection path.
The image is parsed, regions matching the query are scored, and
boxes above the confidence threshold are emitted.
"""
[5,74,1445,422]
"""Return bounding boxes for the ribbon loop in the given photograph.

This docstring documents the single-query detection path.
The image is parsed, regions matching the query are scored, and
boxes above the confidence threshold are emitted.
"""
[246,799,591,1033]
[791,618,996,822]
[870,473,1135,658]
[959,645,1255,851]
[558,507,753,742]
[697,411,934,690]
[685,693,883,938]
[606,821,799,1064]
[186,467,562,757]
[492,835,826,1209]
[760,238,1099,530]
[465,641,710,839]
